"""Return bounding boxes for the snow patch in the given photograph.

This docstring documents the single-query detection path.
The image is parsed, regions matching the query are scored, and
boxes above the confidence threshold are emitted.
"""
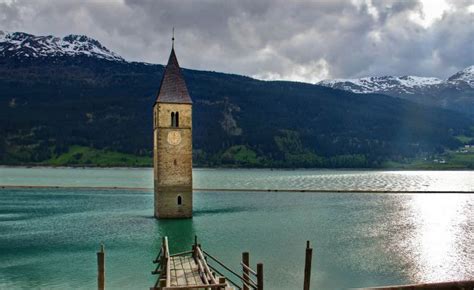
[448,65,474,88]
[0,31,124,62]
[319,67,474,93]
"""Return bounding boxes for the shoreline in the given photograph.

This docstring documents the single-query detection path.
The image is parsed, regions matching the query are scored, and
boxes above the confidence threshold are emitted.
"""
[1,164,473,171]
[1,185,473,194]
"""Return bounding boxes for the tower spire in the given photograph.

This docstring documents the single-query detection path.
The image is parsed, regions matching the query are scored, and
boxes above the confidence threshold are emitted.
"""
[172,27,175,49]
[155,31,192,104]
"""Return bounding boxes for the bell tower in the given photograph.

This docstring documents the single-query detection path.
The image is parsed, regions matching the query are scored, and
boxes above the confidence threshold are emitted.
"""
[153,41,193,219]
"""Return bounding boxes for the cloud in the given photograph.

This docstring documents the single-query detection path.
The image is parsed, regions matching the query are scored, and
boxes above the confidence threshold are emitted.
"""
[0,0,472,82]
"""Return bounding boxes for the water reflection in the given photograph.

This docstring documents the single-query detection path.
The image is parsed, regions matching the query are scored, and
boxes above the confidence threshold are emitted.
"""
[154,218,196,253]
[407,194,473,282]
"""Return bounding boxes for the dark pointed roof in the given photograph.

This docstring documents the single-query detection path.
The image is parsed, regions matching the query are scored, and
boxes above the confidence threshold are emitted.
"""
[155,48,192,104]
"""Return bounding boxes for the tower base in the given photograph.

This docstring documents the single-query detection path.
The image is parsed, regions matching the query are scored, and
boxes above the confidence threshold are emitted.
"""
[154,186,192,219]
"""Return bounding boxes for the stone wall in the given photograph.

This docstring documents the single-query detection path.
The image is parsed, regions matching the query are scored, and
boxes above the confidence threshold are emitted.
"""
[153,102,193,218]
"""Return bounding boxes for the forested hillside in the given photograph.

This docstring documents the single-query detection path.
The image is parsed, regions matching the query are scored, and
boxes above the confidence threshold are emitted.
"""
[1,32,473,168]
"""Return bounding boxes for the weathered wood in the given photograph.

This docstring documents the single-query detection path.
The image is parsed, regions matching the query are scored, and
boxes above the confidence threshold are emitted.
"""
[205,250,244,280]
[97,244,105,290]
[240,262,257,276]
[195,255,209,285]
[152,236,241,290]
[196,246,218,284]
[168,256,203,287]
[180,256,194,286]
[207,264,242,290]
[256,263,263,290]
[242,252,250,290]
[153,248,163,263]
[164,237,171,287]
[159,279,167,287]
[241,272,257,288]
[162,283,229,289]
[186,256,200,285]
[303,241,313,290]
[170,250,193,257]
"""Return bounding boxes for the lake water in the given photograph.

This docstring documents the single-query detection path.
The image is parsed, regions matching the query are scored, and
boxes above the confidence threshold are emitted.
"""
[0,167,473,289]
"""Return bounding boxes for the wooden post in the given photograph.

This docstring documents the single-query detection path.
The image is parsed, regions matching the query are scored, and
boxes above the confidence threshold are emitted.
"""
[303,241,313,290]
[192,236,198,260]
[242,252,250,290]
[97,244,105,290]
[257,263,263,290]
[219,277,227,290]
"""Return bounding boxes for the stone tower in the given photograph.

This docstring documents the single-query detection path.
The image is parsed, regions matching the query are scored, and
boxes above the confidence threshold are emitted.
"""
[153,45,193,219]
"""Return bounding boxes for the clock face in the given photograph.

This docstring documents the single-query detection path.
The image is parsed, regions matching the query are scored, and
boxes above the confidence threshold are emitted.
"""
[167,131,182,145]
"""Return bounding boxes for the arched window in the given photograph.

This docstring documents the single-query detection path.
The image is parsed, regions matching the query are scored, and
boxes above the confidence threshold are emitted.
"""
[175,112,179,127]
[177,195,182,205]
[171,112,175,127]
[174,159,177,166]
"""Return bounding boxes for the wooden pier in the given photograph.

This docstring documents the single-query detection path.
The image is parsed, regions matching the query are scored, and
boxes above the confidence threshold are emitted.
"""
[94,240,473,289]
[151,236,263,290]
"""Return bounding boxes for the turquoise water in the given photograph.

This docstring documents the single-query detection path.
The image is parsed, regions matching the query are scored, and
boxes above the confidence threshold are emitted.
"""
[0,168,473,289]
[2,167,474,192]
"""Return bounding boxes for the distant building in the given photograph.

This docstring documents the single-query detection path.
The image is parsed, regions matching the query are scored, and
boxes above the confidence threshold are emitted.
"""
[153,43,193,219]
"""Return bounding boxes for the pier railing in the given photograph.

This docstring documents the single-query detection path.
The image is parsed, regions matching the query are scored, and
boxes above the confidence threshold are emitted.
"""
[152,237,171,288]
[195,237,263,290]
[152,236,232,289]
[203,250,263,290]
[151,236,263,290]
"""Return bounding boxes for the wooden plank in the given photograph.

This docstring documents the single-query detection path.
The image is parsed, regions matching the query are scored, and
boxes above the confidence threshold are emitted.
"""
[97,245,105,290]
[256,263,263,290]
[170,256,178,286]
[187,256,201,285]
[242,252,249,290]
[196,246,217,284]
[153,237,239,289]
[163,237,171,287]
[170,256,206,287]
[176,257,186,286]
[303,241,313,290]
[195,256,209,285]
[175,257,186,286]
[162,282,229,289]
[181,256,196,286]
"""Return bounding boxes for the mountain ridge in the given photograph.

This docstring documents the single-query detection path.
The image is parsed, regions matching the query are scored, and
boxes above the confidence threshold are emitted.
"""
[319,66,474,93]
[1,31,473,168]
[318,66,474,116]
[0,30,124,62]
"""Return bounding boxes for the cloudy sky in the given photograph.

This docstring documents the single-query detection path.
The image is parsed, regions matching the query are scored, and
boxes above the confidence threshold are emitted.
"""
[0,0,473,82]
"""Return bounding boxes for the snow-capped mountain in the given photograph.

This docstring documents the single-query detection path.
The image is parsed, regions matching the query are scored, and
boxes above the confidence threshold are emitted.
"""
[0,30,472,116]
[318,66,474,94]
[0,30,124,62]
[447,65,474,88]
[318,66,474,116]
[319,75,446,94]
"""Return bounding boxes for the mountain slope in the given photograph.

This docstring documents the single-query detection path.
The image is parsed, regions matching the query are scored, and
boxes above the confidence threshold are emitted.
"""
[0,30,123,61]
[0,31,473,168]
[448,66,474,88]
[319,75,445,94]
[318,67,474,116]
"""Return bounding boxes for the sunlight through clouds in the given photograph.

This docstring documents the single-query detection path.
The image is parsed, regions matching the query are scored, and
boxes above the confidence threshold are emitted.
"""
[0,0,472,81]
[409,0,452,28]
